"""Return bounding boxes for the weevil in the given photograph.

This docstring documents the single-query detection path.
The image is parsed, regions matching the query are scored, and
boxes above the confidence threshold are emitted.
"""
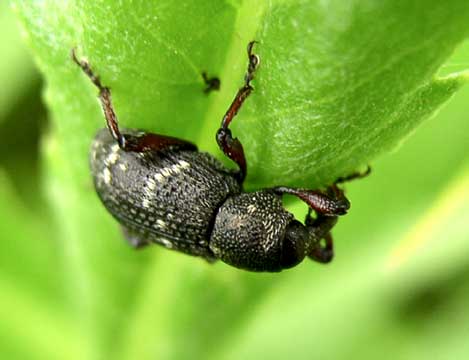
[72,42,367,272]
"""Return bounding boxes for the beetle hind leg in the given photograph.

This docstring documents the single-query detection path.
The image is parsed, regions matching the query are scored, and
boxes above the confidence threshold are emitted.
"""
[72,48,197,154]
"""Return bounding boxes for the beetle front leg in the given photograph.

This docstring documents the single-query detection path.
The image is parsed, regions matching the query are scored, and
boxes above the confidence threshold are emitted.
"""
[273,185,347,264]
[308,233,334,263]
[304,210,337,263]
[273,185,350,216]
[216,41,260,183]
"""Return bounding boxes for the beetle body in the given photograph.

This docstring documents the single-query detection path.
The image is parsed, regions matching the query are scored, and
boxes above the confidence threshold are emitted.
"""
[73,42,364,272]
[91,129,240,259]
[91,129,306,271]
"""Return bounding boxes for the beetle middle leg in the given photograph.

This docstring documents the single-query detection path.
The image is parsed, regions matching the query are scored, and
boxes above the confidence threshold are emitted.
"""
[216,41,260,183]
[71,49,197,153]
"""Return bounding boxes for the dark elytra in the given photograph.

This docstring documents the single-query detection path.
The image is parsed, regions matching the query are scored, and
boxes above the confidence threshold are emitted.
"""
[73,42,368,272]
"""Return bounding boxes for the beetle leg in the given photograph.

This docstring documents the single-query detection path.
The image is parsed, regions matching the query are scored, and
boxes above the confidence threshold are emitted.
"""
[271,167,367,215]
[305,210,338,237]
[304,210,336,263]
[71,48,126,147]
[202,72,220,94]
[273,185,350,216]
[277,184,350,263]
[335,166,371,184]
[72,48,197,153]
[216,41,260,183]
[275,181,354,264]
[308,232,334,263]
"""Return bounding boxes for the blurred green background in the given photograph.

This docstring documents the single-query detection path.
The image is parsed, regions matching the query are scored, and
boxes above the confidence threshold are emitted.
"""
[1,1,469,360]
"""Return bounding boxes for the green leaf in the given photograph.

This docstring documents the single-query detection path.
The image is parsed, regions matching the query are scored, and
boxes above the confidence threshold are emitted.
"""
[0,171,83,360]
[13,0,469,187]
[9,1,469,360]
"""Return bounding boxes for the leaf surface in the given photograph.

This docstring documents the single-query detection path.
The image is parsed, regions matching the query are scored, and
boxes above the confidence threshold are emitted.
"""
[10,1,469,359]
